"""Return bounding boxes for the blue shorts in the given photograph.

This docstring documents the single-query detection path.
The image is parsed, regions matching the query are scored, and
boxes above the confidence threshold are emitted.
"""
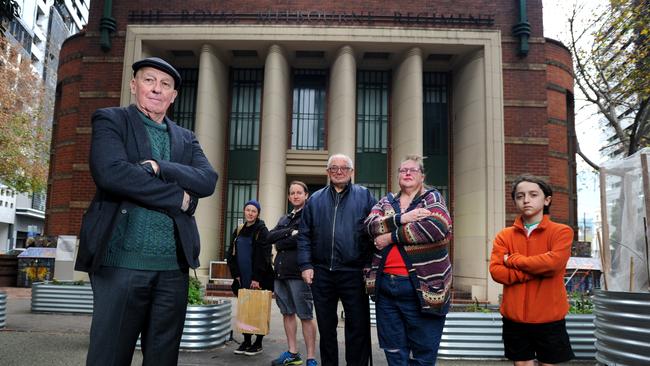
[274,278,314,320]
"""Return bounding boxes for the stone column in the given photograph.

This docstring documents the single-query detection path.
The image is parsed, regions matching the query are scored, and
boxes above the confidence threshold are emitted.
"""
[193,44,228,277]
[328,45,357,166]
[391,47,423,192]
[258,45,290,228]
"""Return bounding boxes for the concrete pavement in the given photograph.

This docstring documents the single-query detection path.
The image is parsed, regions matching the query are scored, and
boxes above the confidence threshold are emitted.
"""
[0,287,592,365]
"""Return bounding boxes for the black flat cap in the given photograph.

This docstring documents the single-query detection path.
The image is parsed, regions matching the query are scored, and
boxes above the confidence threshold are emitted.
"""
[132,57,182,90]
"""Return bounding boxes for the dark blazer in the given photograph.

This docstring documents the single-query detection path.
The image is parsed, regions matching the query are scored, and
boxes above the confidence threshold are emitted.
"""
[75,105,218,273]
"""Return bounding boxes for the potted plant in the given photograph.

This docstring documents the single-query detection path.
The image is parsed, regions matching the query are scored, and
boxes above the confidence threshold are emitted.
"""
[179,276,232,351]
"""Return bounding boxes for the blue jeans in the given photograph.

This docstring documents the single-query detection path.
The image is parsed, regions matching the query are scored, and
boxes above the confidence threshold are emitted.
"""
[376,273,446,366]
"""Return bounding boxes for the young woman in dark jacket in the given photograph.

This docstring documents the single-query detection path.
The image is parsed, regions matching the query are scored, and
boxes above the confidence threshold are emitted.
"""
[225,199,272,356]
[266,181,317,366]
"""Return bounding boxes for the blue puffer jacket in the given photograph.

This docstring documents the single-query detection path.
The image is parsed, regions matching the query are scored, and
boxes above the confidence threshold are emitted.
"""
[297,183,376,271]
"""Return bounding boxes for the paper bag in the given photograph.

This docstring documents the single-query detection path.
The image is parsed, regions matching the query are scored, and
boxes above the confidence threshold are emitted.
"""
[236,289,273,335]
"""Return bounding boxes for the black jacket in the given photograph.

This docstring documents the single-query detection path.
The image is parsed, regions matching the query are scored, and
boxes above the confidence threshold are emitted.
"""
[75,105,217,273]
[297,183,376,271]
[225,219,274,292]
[266,209,303,280]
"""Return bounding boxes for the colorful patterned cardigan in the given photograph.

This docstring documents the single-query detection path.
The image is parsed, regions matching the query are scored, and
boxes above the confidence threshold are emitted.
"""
[364,188,453,315]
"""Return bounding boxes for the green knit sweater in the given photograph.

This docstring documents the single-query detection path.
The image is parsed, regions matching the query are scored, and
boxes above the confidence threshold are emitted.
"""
[102,112,179,270]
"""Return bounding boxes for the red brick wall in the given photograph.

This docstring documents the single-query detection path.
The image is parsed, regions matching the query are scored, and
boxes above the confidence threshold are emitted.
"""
[544,39,576,230]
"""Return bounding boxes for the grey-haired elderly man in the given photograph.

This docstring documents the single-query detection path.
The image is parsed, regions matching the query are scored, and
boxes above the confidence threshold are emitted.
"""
[297,153,377,366]
[75,57,217,366]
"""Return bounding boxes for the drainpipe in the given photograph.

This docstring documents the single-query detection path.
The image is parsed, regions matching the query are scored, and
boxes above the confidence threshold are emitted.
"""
[512,0,531,57]
[99,0,116,52]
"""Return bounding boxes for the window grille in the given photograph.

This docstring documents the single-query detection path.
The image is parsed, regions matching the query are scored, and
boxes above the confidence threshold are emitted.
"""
[356,71,389,153]
[291,69,326,150]
[170,68,198,131]
[229,69,263,150]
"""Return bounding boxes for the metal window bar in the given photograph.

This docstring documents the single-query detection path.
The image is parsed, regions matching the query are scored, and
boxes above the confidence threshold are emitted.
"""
[31,191,46,211]
[229,69,263,150]
[423,72,448,156]
[359,183,387,201]
[356,71,389,153]
[291,70,326,150]
[170,68,198,131]
[223,180,258,258]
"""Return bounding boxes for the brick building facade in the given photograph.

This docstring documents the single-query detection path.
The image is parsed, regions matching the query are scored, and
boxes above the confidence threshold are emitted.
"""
[46,0,576,303]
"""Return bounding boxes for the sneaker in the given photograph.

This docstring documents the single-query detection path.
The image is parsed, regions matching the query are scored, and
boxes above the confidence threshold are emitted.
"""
[244,343,263,356]
[306,359,318,366]
[272,350,303,365]
[233,341,250,355]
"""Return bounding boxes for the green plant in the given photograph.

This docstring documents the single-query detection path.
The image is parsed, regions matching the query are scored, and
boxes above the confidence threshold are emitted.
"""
[568,291,593,314]
[463,297,493,313]
[187,276,205,305]
[50,279,86,285]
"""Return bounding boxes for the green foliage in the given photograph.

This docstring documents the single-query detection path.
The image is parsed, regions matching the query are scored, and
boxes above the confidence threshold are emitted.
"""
[568,291,594,314]
[0,37,50,192]
[463,298,493,313]
[187,276,205,305]
[51,279,87,286]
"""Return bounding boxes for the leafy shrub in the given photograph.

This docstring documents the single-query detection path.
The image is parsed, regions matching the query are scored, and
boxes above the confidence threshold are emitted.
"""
[568,291,593,314]
[187,276,205,305]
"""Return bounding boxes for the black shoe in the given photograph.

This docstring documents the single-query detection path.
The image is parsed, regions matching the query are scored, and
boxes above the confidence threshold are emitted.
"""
[234,342,251,355]
[244,343,263,356]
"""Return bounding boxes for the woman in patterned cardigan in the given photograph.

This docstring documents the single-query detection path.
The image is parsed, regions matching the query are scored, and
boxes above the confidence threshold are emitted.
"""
[364,154,453,366]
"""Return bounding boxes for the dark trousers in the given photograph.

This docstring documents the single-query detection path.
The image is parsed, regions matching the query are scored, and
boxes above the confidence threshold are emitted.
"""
[312,267,371,366]
[87,266,189,366]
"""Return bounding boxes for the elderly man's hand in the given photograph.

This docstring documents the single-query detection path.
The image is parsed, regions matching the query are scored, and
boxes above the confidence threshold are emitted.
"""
[302,269,314,285]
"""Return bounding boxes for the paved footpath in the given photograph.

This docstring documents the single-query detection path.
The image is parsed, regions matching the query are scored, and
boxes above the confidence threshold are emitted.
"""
[0,287,593,365]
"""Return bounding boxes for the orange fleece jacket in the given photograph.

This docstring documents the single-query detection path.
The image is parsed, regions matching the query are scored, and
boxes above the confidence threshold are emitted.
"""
[489,215,573,323]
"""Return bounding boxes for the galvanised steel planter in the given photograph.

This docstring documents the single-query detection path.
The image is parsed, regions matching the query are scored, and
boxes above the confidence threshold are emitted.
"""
[31,281,93,314]
[0,290,7,328]
[370,301,595,360]
[594,290,650,366]
[180,300,232,351]
[136,300,233,351]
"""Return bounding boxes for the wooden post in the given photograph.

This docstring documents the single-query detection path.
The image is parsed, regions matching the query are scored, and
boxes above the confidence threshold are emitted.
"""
[640,152,650,290]
[629,257,634,292]
[597,229,608,291]
[599,168,611,274]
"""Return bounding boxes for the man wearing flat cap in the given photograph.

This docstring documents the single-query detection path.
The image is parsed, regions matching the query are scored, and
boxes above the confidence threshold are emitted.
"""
[75,57,218,366]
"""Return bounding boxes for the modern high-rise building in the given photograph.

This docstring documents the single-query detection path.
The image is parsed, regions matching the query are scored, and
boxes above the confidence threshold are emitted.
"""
[0,0,89,252]
[47,0,577,303]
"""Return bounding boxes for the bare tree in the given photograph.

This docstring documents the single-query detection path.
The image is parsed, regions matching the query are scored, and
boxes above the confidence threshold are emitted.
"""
[569,0,649,168]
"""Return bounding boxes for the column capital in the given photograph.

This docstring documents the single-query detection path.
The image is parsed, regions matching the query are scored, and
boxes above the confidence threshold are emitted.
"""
[268,44,286,57]
[200,44,217,55]
[336,45,355,58]
[404,47,422,60]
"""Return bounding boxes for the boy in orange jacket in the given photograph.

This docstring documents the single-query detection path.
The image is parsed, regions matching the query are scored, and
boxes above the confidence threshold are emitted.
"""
[489,175,575,366]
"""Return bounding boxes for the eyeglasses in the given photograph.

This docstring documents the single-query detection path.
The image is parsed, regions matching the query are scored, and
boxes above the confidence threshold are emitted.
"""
[398,168,421,175]
[327,166,352,173]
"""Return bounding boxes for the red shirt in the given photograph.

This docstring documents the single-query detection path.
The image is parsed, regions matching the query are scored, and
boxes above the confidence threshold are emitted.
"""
[383,246,408,275]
